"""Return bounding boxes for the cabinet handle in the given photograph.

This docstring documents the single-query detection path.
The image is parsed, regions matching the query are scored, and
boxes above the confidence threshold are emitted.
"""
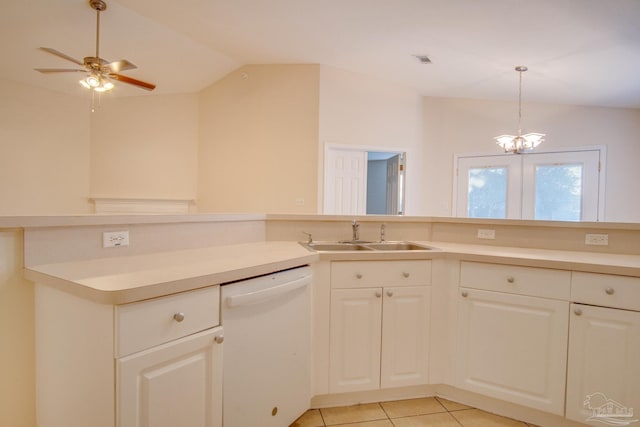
[386,290,394,297]
[356,273,363,279]
[375,291,382,298]
[173,312,185,322]
[402,272,410,278]
[574,308,583,316]
[461,290,468,298]
[605,287,615,295]
[506,276,515,284]
[214,334,224,344]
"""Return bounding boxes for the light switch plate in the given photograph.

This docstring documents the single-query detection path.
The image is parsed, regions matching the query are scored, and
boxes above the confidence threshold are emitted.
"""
[103,230,130,248]
[477,229,496,239]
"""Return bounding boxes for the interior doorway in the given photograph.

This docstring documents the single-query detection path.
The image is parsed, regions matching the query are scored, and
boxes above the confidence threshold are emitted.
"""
[324,145,406,215]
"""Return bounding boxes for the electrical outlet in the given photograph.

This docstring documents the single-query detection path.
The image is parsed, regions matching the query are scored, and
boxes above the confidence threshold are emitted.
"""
[103,230,130,248]
[477,229,496,240]
[585,233,608,246]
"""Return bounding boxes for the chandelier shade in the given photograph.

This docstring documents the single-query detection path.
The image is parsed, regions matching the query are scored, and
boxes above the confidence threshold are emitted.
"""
[495,66,545,154]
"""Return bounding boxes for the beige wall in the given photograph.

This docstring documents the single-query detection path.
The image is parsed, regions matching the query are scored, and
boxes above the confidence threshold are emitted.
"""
[423,97,640,222]
[198,65,320,213]
[0,80,91,215]
[0,230,34,427]
[318,66,426,215]
[90,93,199,202]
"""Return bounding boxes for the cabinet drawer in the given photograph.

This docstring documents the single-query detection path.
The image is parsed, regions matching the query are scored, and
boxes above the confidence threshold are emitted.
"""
[116,286,220,357]
[459,261,570,300]
[331,260,431,289]
[571,272,640,311]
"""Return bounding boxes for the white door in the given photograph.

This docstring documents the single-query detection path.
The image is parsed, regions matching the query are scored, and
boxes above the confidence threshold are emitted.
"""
[456,289,569,415]
[522,151,601,221]
[456,155,522,219]
[566,304,640,424]
[329,288,382,393]
[386,155,400,215]
[324,148,367,214]
[381,286,430,388]
[117,327,223,427]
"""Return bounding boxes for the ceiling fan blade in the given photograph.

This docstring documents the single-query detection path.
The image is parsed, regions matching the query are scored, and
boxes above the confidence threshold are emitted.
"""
[39,47,84,67]
[34,68,85,73]
[109,73,156,91]
[107,59,137,73]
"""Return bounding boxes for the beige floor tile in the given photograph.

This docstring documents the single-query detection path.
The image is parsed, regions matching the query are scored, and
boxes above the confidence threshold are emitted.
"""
[451,409,528,427]
[435,397,472,412]
[290,409,325,427]
[380,397,446,418]
[392,412,462,427]
[320,403,387,426]
[331,420,394,427]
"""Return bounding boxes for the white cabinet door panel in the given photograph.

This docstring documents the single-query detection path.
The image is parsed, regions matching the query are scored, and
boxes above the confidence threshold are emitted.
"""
[329,288,382,393]
[456,289,569,415]
[566,304,640,423]
[381,286,430,388]
[117,327,223,427]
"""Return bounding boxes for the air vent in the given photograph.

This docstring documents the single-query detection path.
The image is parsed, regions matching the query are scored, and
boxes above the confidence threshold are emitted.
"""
[414,54,432,64]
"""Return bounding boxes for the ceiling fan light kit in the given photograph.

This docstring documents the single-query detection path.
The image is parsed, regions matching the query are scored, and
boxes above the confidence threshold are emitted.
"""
[34,0,155,99]
[494,66,545,154]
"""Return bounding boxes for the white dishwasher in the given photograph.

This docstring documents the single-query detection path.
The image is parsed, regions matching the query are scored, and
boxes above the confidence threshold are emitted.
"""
[221,265,312,427]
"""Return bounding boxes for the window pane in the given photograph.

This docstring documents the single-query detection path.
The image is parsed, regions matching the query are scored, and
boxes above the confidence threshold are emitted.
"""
[468,167,507,218]
[534,164,583,221]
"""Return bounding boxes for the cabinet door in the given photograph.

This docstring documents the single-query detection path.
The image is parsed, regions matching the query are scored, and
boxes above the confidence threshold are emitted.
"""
[117,327,224,427]
[329,288,382,393]
[381,286,430,388]
[456,289,569,415]
[566,304,640,423]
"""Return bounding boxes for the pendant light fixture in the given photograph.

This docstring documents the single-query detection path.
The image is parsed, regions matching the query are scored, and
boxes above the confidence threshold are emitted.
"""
[494,66,545,154]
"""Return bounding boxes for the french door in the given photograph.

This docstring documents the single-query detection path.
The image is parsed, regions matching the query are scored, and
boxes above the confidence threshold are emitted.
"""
[455,148,604,221]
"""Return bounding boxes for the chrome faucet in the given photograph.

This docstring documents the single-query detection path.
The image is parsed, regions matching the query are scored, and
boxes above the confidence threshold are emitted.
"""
[352,219,360,242]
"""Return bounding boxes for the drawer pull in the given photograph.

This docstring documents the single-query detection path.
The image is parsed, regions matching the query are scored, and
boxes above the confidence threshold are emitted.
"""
[574,308,583,316]
[386,290,394,297]
[506,276,515,283]
[356,273,363,279]
[461,291,468,298]
[402,272,410,278]
[214,334,224,344]
[605,287,615,295]
[375,291,382,298]
[173,312,185,322]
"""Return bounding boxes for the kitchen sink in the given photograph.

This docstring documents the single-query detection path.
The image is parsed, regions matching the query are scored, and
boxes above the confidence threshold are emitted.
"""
[305,242,374,251]
[362,242,434,251]
[302,241,435,252]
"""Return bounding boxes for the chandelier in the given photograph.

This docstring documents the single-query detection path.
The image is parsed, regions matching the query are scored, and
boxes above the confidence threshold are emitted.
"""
[494,66,545,154]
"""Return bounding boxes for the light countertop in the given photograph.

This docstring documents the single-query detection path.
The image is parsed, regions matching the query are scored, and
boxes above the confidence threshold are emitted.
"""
[25,240,640,305]
[24,241,318,305]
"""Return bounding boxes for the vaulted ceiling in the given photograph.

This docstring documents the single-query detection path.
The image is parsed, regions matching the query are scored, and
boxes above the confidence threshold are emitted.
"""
[2,0,639,107]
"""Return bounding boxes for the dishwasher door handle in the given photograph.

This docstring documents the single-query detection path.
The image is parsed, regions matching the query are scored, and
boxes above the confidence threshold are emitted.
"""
[225,276,311,308]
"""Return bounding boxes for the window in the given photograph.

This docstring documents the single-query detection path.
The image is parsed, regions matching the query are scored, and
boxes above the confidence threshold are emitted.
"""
[455,148,604,221]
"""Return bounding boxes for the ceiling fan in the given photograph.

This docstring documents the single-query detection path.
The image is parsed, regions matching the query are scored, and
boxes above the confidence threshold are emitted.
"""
[34,0,155,92]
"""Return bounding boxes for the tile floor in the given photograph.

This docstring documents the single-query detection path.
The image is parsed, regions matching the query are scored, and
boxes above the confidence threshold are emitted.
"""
[290,397,540,427]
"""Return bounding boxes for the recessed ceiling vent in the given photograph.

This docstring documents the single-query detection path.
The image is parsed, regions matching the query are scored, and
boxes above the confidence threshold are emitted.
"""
[414,55,432,64]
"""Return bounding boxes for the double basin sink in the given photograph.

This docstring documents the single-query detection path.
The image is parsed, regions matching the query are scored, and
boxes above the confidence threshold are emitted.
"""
[302,241,435,252]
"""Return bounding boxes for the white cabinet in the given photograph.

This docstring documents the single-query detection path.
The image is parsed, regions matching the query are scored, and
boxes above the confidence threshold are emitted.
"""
[34,284,223,427]
[118,327,223,427]
[456,262,570,415]
[328,260,431,394]
[565,273,640,423]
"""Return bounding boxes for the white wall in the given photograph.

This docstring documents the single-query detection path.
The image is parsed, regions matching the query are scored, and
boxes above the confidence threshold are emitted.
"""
[318,66,426,215]
[0,80,91,214]
[90,93,199,203]
[423,97,640,222]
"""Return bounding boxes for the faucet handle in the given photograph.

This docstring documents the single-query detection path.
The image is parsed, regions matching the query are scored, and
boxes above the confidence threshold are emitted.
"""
[302,231,313,243]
